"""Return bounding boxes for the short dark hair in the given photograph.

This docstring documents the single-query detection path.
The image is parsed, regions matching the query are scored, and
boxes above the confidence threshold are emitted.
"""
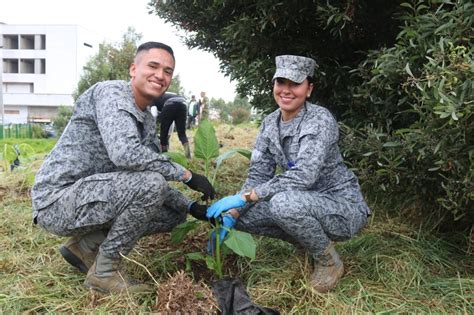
[136,41,174,60]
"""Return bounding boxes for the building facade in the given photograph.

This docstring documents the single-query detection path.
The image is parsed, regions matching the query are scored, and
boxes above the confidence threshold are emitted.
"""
[0,23,98,124]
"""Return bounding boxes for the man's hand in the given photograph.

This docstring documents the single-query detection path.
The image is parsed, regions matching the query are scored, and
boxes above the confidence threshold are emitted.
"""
[208,214,236,254]
[206,194,246,219]
[184,171,216,200]
[189,202,216,225]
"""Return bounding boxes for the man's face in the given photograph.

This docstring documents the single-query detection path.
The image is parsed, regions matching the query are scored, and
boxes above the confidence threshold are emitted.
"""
[130,48,175,109]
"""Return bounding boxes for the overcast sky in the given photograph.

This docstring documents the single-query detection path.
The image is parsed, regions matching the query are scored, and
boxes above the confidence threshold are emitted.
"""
[0,0,237,101]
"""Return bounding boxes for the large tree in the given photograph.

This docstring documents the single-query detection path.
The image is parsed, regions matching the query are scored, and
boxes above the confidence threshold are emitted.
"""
[149,0,402,116]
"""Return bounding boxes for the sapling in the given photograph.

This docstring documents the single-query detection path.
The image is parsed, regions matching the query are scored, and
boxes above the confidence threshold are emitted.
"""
[167,120,256,278]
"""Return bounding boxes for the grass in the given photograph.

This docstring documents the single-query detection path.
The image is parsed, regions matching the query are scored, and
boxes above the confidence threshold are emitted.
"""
[1,123,473,313]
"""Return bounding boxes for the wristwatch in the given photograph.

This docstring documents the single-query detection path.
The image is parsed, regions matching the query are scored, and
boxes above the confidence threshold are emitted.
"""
[243,189,253,202]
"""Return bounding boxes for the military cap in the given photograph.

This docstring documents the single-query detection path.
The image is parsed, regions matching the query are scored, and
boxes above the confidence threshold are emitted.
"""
[272,55,317,83]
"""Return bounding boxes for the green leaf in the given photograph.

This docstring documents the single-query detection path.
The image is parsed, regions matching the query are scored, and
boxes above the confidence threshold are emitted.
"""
[382,142,401,148]
[185,252,206,261]
[212,148,252,183]
[224,230,256,260]
[17,144,36,159]
[163,151,189,168]
[404,63,414,77]
[170,220,199,245]
[1,144,18,164]
[194,120,220,161]
[205,256,217,271]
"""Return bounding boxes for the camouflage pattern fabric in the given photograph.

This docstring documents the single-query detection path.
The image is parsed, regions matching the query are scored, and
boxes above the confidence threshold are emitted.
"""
[32,80,190,257]
[236,103,371,257]
[273,55,317,83]
[35,171,188,258]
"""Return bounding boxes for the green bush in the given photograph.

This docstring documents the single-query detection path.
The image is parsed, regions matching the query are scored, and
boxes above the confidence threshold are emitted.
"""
[52,106,73,136]
[231,107,251,125]
[344,1,473,227]
[31,124,48,139]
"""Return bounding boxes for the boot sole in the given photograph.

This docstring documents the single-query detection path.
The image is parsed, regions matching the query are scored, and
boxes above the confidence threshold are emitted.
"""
[59,246,89,274]
[83,282,109,294]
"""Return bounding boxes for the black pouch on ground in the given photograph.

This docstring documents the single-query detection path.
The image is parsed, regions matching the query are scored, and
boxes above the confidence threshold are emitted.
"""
[212,277,280,315]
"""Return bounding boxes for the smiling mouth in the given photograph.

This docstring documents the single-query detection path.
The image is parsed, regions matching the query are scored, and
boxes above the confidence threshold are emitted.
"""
[150,81,163,88]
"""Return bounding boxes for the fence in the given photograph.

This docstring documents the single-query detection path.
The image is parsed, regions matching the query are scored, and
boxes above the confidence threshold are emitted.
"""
[0,124,34,139]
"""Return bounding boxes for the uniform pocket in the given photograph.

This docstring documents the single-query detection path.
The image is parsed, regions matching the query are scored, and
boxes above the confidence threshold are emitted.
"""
[316,194,362,241]
[71,174,114,228]
[320,213,351,241]
[74,174,113,208]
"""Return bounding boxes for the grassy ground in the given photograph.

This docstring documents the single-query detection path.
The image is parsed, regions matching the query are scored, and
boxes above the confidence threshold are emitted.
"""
[0,124,472,313]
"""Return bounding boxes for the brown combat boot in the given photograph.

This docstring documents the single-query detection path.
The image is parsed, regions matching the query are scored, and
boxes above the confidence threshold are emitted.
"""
[59,236,97,274]
[310,243,344,293]
[84,253,152,294]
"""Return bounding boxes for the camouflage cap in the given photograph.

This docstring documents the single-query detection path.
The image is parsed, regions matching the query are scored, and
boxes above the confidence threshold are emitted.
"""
[272,55,316,83]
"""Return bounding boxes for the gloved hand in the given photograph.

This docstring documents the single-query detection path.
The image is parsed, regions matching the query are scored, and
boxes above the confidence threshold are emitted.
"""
[208,214,236,254]
[206,194,246,219]
[185,171,216,200]
[189,202,216,226]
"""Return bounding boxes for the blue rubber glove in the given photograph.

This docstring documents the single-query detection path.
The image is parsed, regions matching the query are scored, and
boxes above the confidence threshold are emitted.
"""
[207,214,237,254]
[206,194,246,219]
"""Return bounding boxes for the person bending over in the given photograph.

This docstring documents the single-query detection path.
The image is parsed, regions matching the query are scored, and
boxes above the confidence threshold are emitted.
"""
[153,92,191,158]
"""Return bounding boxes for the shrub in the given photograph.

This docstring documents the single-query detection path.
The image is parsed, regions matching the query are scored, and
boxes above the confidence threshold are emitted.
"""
[345,1,473,227]
[52,106,73,136]
[231,108,251,125]
[31,124,48,138]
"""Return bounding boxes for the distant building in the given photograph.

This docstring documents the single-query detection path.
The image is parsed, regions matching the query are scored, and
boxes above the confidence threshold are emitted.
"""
[0,23,99,124]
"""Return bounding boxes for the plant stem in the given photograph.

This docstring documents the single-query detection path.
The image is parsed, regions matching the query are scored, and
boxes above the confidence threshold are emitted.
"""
[215,222,223,279]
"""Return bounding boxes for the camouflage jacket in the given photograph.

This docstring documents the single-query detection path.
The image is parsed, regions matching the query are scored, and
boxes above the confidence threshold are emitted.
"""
[32,80,186,211]
[242,102,368,205]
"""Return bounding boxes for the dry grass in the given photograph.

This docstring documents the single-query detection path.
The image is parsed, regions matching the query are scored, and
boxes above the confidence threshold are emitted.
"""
[1,123,473,313]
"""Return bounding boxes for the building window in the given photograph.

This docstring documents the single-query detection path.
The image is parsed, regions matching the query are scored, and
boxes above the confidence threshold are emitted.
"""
[3,59,19,73]
[3,35,19,49]
[5,110,21,115]
[20,34,35,49]
[4,82,34,93]
[20,59,35,73]
[39,59,46,74]
[39,34,46,49]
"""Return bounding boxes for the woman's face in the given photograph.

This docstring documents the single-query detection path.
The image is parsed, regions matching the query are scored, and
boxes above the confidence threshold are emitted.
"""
[273,78,313,121]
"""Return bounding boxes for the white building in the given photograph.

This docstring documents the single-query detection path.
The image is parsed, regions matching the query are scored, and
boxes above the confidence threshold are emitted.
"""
[0,23,99,124]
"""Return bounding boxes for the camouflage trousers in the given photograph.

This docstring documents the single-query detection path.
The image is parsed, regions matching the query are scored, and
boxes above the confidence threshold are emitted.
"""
[35,171,189,258]
[235,191,370,257]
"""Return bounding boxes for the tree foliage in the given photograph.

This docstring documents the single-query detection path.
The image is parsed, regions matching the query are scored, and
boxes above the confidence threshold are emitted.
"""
[73,27,143,100]
[52,106,74,135]
[151,0,473,230]
[211,96,251,123]
[74,26,185,99]
[342,1,473,226]
[149,0,403,114]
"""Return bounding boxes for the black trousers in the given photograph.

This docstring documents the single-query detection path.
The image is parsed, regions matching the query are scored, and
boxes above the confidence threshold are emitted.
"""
[159,102,188,147]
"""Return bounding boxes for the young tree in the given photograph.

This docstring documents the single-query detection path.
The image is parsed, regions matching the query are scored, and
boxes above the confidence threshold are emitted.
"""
[73,27,142,100]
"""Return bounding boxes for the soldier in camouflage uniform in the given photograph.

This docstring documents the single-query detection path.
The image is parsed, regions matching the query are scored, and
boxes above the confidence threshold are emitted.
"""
[31,42,215,294]
[206,55,371,293]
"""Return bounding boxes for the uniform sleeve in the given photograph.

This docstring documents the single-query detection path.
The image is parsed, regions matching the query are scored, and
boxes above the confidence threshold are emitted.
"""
[241,120,276,191]
[254,114,339,200]
[95,87,185,182]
